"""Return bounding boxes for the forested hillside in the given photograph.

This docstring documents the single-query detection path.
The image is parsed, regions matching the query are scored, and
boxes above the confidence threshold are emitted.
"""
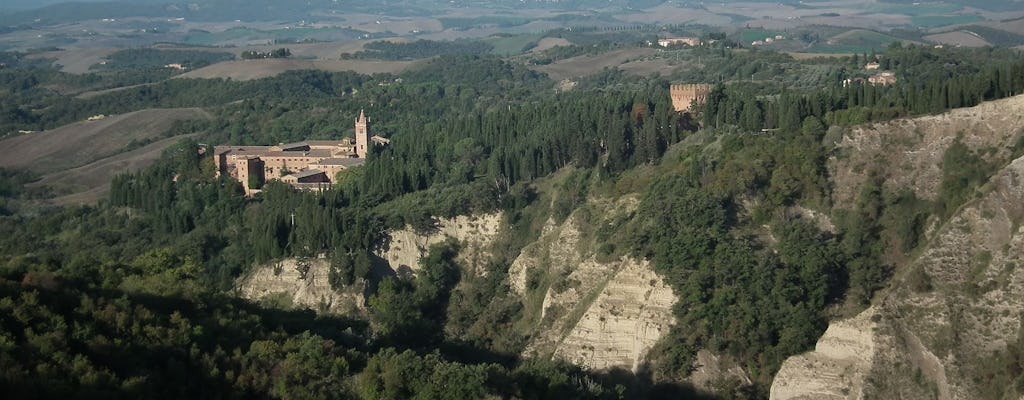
[2,43,1024,399]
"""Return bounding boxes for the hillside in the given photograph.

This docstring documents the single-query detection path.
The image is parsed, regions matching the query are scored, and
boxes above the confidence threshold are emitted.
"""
[773,94,1024,399]
[0,108,209,174]
[0,108,210,201]
[177,59,424,81]
[3,40,1024,399]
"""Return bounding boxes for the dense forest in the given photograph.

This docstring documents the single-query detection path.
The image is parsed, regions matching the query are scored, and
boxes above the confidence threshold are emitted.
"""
[3,43,1024,398]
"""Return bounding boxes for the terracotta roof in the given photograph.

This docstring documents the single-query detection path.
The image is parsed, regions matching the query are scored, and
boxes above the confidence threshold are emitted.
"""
[262,149,334,158]
[306,140,350,146]
[286,169,327,179]
[214,145,274,156]
[316,158,365,167]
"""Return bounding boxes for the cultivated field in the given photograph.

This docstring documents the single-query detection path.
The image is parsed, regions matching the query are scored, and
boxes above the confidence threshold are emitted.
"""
[39,134,197,205]
[619,58,684,78]
[532,48,659,81]
[177,58,422,80]
[530,37,571,53]
[26,48,119,74]
[924,31,992,47]
[0,108,210,203]
[0,108,209,174]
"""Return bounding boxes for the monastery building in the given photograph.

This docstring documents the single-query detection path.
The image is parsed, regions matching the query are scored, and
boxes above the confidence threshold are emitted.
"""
[214,110,388,195]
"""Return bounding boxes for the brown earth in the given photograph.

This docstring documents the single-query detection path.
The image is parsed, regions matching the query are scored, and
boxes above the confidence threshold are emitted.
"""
[924,31,992,47]
[0,108,210,204]
[618,58,684,77]
[41,134,198,205]
[177,58,422,81]
[532,48,659,81]
[0,108,210,175]
[26,48,118,74]
[530,37,571,53]
[75,83,157,99]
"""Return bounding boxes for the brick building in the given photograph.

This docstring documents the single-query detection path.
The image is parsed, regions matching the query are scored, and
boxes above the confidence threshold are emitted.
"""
[214,110,389,195]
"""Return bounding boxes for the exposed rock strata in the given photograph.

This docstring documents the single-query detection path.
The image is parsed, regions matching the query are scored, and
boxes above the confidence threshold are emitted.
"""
[238,213,503,311]
[237,257,362,313]
[774,155,1024,399]
[378,213,503,275]
[770,307,878,400]
[830,94,1024,209]
[512,196,677,373]
[553,258,675,372]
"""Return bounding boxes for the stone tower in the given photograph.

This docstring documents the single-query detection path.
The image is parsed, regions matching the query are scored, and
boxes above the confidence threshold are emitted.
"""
[670,84,713,112]
[355,109,369,158]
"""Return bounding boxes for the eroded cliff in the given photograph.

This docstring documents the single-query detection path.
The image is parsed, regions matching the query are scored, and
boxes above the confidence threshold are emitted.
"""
[237,213,503,311]
[774,94,1024,400]
[510,196,677,373]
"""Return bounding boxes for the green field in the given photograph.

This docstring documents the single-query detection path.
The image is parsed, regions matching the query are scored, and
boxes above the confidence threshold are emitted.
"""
[740,29,783,45]
[486,33,544,55]
[817,29,907,53]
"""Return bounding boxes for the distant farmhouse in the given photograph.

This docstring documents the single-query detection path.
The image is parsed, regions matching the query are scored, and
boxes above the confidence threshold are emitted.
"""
[214,110,389,195]
[868,71,897,86]
[843,63,898,87]
[658,37,701,47]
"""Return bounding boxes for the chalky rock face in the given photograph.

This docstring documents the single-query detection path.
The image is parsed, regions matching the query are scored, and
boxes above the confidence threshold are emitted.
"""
[776,95,1024,400]
[860,156,1024,400]
[511,196,678,373]
[553,258,675,372]
[377,213,503,276]
[830,94,1024,210]
[237,213,503,312]
[770,307,878,400]
[238,257,363,313]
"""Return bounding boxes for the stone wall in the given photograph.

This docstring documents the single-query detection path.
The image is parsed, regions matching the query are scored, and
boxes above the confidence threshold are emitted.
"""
[670,84,713,112]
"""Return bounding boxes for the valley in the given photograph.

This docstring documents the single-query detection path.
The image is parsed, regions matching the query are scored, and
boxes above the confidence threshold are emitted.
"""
[2,1,1024,399]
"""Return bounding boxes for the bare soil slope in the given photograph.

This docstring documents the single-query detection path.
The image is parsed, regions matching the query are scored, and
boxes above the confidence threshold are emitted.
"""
[861,155,1024,399]
[0,108,209,175]
[532,48,659,81]
[924,31,991,47]
[178,59,422,81]
[530,37,571,53]
[40,134,197,205]
[776,94,1024,399]
[830,94,1024,210]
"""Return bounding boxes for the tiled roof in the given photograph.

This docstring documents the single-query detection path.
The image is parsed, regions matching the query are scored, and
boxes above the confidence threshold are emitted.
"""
[316,158,365,167]
[286,169,327,179]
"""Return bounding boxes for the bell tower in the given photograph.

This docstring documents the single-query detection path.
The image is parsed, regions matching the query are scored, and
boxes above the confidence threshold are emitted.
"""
[355,109,369,158]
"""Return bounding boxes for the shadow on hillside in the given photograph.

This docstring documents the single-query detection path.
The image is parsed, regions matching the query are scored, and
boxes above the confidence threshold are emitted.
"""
[593,367,719,400]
